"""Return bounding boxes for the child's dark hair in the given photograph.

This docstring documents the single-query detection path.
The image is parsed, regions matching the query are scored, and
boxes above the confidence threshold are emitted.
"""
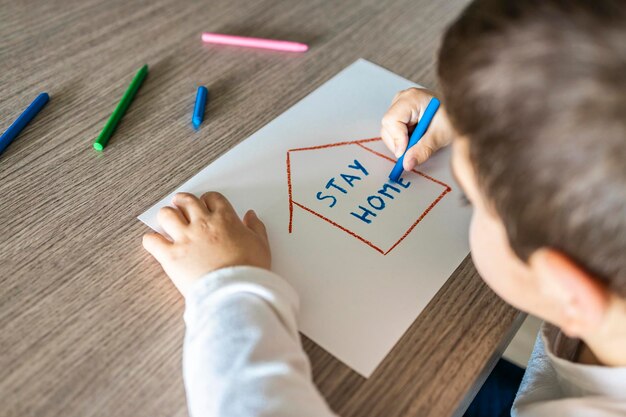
[438,0,626,295]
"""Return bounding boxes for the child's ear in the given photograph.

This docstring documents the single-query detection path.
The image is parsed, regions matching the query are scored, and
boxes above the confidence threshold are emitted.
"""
[529,249,610,338]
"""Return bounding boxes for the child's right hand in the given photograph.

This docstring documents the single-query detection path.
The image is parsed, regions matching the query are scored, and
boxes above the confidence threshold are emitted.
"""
[381,88,455,170]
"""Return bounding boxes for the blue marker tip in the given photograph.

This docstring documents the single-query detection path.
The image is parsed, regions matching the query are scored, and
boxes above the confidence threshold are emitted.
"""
[192,86,208,130]
[0,92,50,156]
[388,97,440,182]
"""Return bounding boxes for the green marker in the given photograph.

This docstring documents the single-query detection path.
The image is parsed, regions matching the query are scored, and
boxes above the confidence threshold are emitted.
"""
[93,64,148,151]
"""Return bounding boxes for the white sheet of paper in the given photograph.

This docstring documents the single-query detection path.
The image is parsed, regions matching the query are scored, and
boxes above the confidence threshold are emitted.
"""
[139,59,471,377]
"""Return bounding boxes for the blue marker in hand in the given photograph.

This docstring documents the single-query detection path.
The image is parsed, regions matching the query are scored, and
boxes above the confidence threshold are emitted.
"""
[388,97,440,182]
[192,86,208,130]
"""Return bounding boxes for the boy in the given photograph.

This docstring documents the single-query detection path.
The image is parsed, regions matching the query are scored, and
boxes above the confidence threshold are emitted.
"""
[142,0,626,415]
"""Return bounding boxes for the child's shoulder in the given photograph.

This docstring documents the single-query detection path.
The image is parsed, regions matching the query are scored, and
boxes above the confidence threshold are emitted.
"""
[512,323,626,417]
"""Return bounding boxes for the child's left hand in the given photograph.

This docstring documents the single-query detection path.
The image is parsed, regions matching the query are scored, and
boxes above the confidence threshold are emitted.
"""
[142,192,271,296]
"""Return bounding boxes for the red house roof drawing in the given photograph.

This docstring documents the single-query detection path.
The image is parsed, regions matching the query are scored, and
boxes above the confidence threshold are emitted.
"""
[286,138,451,255]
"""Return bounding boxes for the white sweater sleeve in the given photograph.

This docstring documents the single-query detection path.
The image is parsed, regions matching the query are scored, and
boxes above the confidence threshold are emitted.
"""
[182,266,338,417]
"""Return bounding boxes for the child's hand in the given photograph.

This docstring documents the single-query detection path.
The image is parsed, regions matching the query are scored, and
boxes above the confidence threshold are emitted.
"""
[381,88,455,170]
[142,192,271,296]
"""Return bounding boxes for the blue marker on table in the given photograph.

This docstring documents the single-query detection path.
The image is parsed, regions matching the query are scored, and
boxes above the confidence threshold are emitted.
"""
[388,97,440,182]
[192,86,208,130]
[0,92,50,155]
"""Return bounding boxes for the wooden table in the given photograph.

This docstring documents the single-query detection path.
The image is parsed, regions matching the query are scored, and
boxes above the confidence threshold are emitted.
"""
[0,0,523,416]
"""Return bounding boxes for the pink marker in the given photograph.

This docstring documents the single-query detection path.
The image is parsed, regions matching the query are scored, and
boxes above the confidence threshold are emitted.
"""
[201,32,308,53]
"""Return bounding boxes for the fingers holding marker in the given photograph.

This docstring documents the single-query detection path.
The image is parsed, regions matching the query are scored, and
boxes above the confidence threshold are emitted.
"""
[388,96,442,182]
[381,125,408,159]
[403,106,454,170]
[381,106,415,158]
[402,134,437,171]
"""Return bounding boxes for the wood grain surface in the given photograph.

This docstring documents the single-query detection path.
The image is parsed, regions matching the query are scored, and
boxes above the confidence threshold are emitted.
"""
[0,0,523,416]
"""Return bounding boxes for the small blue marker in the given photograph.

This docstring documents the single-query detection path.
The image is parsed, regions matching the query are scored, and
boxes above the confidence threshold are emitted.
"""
[192,86,208,130]
[389,97,440,182]
[0,92,50,155]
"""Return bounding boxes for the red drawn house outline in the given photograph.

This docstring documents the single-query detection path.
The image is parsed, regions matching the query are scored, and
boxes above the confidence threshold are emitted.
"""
[286,138,452,255]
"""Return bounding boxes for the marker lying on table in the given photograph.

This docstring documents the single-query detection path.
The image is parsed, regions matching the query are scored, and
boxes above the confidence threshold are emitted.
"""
[388,97,440,182]
[0,92,49,156]
[201,32,308,52]
[192,86,208,130]
[93,64,148,151]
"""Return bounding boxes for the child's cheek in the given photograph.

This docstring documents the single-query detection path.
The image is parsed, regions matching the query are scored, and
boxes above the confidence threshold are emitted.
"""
[469,208,517,303]
[469,210,492,280]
